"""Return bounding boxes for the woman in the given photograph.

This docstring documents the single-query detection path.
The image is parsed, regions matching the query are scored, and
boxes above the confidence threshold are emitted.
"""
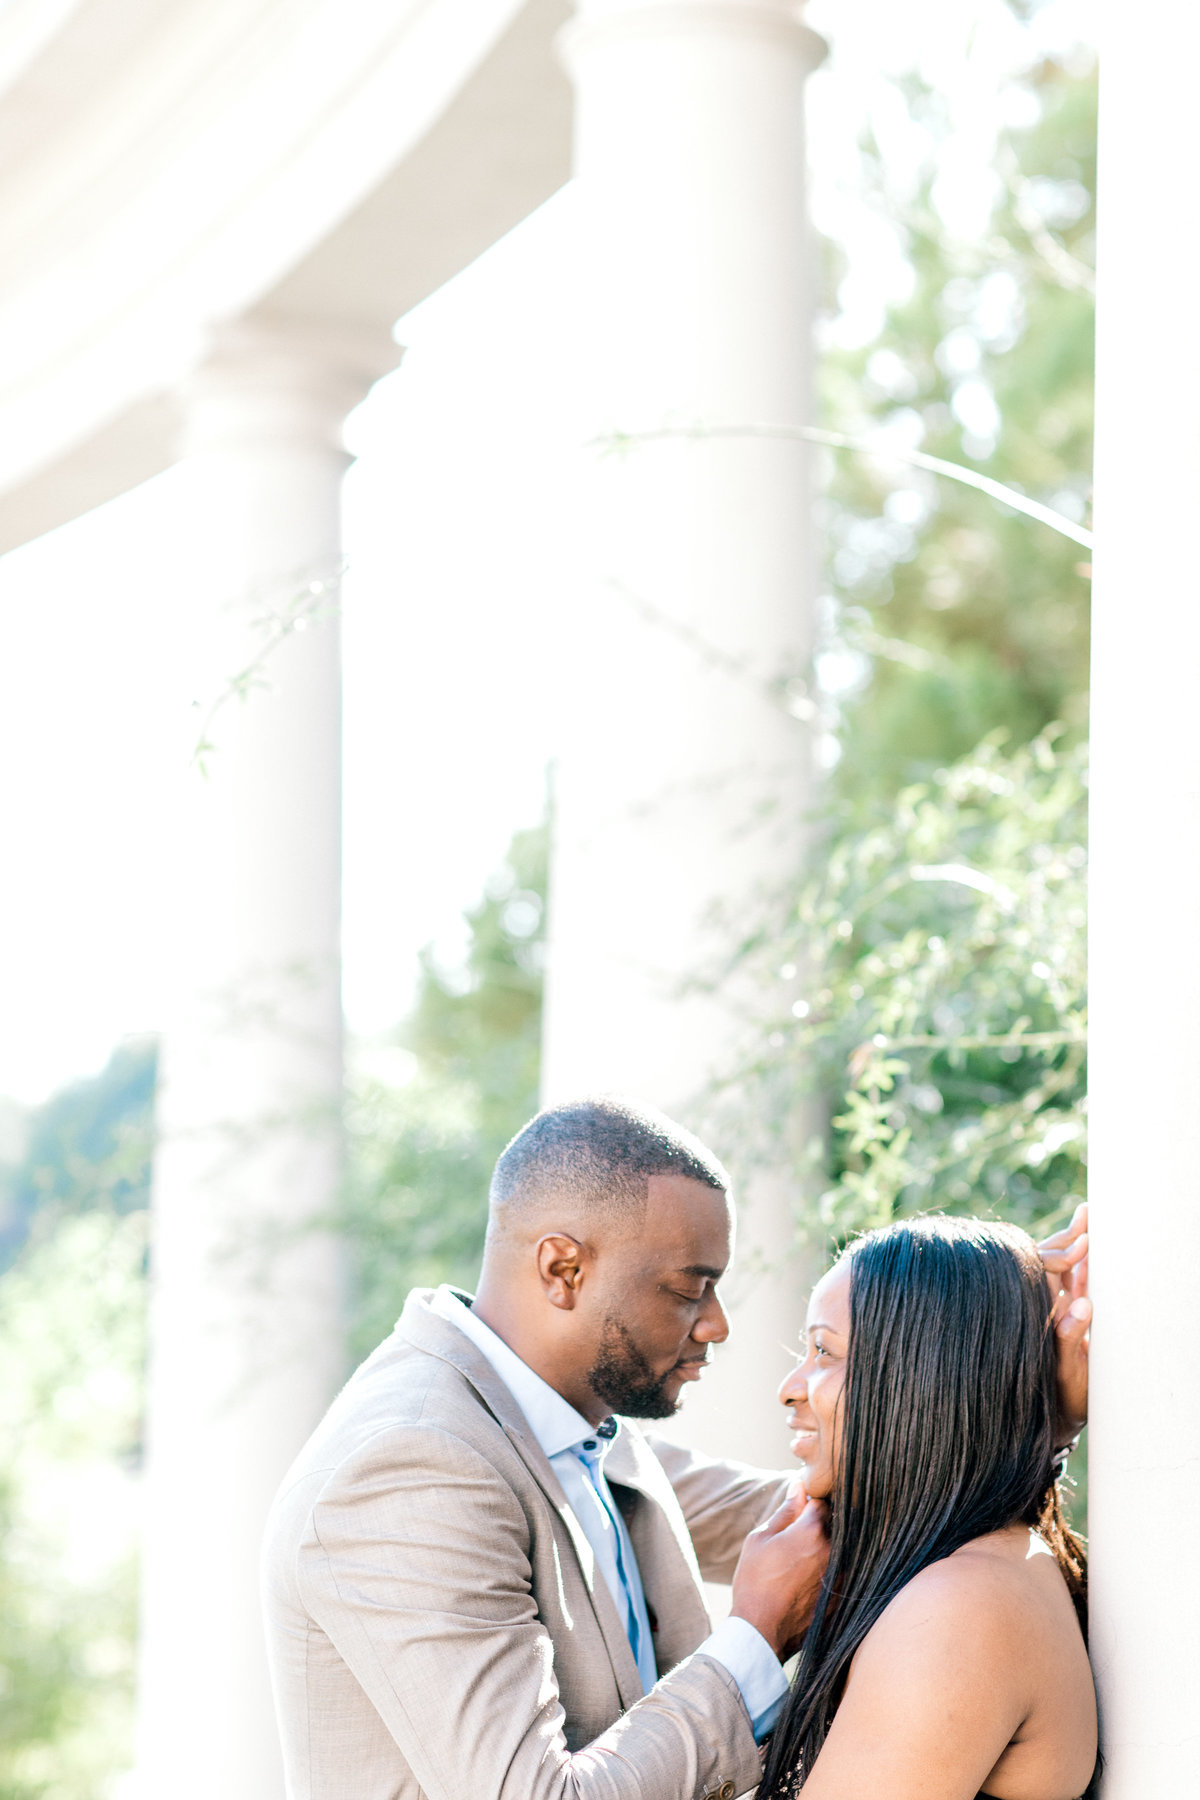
[761,1215,1097,1800]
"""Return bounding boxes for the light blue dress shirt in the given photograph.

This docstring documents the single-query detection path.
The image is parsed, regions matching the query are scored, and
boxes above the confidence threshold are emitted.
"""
[432,1287,787,1740]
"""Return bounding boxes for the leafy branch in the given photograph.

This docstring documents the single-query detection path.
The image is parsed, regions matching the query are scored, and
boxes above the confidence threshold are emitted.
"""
[191,559,346,774]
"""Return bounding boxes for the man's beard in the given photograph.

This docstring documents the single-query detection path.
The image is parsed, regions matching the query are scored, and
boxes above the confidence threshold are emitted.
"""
[587,1315,682,1420]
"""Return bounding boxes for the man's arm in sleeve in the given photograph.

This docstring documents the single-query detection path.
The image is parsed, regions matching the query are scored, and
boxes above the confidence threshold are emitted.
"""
[698,1615,789,1740]
[691,1486,830,1744]
[297,1424,764,1800]
[649,1434,792,1584]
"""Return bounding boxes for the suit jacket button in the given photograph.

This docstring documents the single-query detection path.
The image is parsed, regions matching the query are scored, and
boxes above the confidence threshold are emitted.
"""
[718,1783,736,1800]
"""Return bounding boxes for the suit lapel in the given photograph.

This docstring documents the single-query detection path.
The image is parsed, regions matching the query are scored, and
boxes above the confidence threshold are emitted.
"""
[395,1290,645,1709]
[603,1424,713,1671]
[499,1422,645,1708]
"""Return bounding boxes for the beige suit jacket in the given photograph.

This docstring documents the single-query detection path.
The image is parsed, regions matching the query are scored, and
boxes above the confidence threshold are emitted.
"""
[263,1287,790,1800]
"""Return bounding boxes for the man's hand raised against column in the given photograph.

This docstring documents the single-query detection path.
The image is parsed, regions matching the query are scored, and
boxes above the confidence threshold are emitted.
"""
[730,1484,829,1662]
[1037,1201,1090,1445]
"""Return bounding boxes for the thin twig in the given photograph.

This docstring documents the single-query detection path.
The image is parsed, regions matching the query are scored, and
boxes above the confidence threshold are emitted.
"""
[594,424,1093,551]
[191,561,346,773]
[875,1029,1085,1051]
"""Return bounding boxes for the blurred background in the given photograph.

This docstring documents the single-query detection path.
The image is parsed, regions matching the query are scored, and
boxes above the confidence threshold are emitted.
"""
[0,0,1093,1793]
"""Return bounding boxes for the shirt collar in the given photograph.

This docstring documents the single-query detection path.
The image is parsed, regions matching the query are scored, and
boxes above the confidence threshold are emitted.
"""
[431,1285,615,1461]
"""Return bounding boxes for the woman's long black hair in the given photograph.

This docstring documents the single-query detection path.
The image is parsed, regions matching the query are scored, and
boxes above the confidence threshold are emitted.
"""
[759,1215,1089,1797]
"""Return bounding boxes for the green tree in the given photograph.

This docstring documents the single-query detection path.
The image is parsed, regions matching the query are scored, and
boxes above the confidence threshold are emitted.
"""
[733,729,1085,1241]
[0,1040,156,1270]
[723,728,1089,1520]
[341,819,547,1357]
[719,36,1097,1514]
[820,51,1095,801]
[0,1211,144,1800]
[0,1050,153,1796]
[720,36,1096,1234]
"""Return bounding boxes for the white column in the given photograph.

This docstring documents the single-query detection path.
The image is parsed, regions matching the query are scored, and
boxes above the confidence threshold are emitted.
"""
[549,0,825,1466]
[1087,5,1200,1791]
[132,316,400,1800]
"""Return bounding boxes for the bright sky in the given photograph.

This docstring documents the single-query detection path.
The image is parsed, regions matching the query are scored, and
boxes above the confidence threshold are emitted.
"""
[0,0,1092,1107]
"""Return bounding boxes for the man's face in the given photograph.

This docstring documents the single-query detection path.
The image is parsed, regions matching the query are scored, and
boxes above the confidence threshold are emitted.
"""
[585,1173,733,1419]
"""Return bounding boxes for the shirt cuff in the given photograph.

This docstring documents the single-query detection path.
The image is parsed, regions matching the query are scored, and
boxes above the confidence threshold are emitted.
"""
[697,1616,789,1743]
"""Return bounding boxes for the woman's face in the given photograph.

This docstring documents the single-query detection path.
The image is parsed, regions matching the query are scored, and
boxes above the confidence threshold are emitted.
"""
[777,1259,851,1499]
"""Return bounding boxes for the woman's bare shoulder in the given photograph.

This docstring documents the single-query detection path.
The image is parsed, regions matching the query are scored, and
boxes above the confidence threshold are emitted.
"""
[801,1542,1036,1798]
[796,1533,1091,1800]
[832,1545,1033,1750]
[847,1527,1087,1722]
[848,1531,1090,1748]
[869,1530,1042,1645]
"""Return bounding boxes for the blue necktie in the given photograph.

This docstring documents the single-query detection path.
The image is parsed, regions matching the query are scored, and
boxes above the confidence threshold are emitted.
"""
[574,1421,657,1690]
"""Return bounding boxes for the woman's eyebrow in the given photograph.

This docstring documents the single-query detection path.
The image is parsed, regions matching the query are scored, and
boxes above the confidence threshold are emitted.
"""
[805,1319,843,1335]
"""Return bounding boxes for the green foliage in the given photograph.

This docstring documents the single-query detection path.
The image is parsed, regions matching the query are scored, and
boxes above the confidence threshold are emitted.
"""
[735,728,1086,1245]
[0,1053,152,1794]
[0,1211,144,1799]
[406,821,546,1149]
[739,37,1098,1259]
[728,726,1092,1524]
[341,820,546,1357]
[0,1041,156,1271]
[821,53,1095,801]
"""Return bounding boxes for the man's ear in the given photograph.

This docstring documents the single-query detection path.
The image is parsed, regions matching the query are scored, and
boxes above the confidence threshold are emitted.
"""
[536,1234,588,1310]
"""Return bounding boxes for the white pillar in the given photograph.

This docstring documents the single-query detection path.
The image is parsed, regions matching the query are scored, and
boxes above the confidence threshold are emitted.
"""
[1087,5,1200,1790]
[133,316,400,1800]
[549,0,825,1466]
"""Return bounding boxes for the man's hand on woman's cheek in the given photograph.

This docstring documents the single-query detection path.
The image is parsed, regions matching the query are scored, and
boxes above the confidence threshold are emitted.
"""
[730,1484,831,1662]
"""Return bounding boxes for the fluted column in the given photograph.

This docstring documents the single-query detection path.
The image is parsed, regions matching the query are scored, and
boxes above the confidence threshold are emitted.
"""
[548,0,825,1466]
[1088,4,1200,1790]
[133,316,400,1800]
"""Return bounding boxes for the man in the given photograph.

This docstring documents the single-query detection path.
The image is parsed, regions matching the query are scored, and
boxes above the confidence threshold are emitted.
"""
[262,1098,1089,1800]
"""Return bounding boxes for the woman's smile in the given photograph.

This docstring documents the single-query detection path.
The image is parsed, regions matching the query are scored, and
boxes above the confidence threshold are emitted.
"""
[777,1261,852,1499]
[784,1407,820,1453]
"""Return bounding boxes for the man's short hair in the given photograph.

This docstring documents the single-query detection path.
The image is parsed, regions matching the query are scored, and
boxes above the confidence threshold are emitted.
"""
[488,1097,729,1228]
